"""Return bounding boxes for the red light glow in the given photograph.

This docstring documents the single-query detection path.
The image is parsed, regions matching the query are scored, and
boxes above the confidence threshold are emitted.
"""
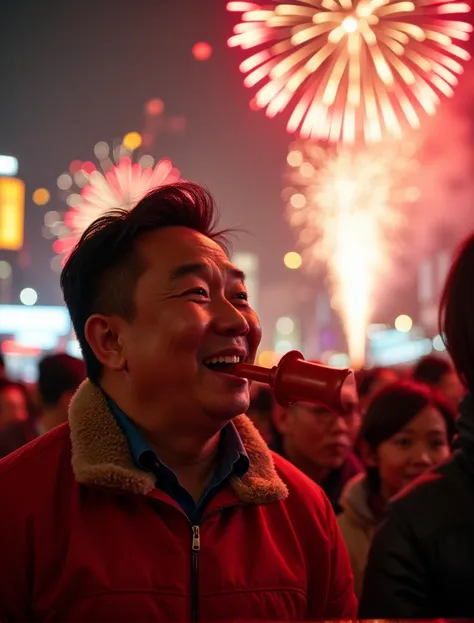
[69,160,83,174]
[146,98,165,116]
[192,42,213,60]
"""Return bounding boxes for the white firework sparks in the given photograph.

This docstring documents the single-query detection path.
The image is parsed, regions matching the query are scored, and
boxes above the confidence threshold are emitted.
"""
[285,139,419,366]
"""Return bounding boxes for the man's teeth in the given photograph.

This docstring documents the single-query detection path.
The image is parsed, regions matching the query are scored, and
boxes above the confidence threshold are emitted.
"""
[204,355,241,365]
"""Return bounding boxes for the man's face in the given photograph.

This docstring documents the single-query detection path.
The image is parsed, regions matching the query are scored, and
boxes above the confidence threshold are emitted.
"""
[278,399,360,470]
[115,227,261,431]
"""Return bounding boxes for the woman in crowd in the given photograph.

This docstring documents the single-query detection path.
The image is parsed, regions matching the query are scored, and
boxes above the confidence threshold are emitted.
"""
[338,381,456,597]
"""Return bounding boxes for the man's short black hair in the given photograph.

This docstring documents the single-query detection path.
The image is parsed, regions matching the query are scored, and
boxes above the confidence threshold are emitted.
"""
[38,353,86,407]
[413,355,452,387]
[60,182,228,384]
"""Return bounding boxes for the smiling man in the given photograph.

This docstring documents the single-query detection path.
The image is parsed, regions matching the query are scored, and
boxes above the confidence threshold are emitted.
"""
[0,182,356,621]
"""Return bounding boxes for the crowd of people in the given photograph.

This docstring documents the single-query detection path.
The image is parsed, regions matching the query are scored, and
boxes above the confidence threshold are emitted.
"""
[0,180,472,621]
[250,358,461,604]
[0,353,85,458]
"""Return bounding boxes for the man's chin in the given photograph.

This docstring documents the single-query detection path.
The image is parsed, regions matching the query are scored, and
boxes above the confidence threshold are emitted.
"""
[204,395,250,422]
[322,455,347,470]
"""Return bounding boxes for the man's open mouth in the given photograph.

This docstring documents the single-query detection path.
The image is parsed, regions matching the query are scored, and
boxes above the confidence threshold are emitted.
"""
[202,355,244,372]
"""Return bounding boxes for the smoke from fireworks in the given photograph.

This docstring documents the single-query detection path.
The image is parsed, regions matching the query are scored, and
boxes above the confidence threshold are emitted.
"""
[50,142,180,261]
[285,139,419,366]
[227,0,472,144]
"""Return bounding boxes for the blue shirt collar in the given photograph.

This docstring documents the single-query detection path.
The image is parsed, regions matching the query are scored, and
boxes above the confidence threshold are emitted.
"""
[106,396,249,477]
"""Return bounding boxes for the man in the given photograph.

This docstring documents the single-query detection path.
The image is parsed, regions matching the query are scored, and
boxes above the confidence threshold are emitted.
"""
[0,379,30,432]
[413,354,465,412]
[0,182,356,621]
[272,394,363,513]
[0,353,85,457]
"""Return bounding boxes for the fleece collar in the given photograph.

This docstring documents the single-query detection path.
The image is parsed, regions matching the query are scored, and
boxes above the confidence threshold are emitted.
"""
[69,380,288,505]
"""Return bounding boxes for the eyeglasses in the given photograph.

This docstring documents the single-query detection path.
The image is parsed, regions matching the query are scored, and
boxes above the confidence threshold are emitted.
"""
[300,404,360,427]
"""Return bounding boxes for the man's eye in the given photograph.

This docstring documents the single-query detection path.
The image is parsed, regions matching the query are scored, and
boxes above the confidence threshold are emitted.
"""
[234,291,248,302]
[184,287,209,298]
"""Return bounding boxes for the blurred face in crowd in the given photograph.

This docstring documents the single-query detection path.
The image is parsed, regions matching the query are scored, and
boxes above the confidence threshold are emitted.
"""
[360,369,399,415]
[438,370,465,411]
[368,405,450,500]
[275,398,361,476]
[0,386,29,428]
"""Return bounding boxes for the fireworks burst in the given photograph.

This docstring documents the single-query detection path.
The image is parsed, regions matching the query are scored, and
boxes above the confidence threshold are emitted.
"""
[227,0,472,144]
[49,141,180,262]
[285,139,419,366]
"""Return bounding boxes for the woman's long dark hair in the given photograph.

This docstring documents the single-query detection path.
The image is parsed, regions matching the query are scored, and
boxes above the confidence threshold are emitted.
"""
[439,233,474,394]
[360,381,456,492]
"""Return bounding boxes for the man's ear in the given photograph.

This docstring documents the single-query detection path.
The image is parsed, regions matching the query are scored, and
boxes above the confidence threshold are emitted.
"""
[84,314,128,373]
[360,439,378,468]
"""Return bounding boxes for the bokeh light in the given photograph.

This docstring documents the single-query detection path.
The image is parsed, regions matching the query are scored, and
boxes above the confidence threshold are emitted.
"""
[287,150,303,167]
[275,339,294,354]
[0,155,18,176]
[44,211,60,227]
[395,314,413,332]
[192,42,213,60]
[146,98,165,116]
[276,316,295,335]
[258,350,281,367]
[50,256,63,273]
[20,287,38,306]
[0,261,12,280]
[69,160,83,173]
[122,132,143,151]
[94,141,110,160]
[433,334,446,351]
[139,154,155,169]
[290,193,306,209]
[32,188,50,206]
[81,161,96,175]
[57,173,73,190]
[283,251,302,269]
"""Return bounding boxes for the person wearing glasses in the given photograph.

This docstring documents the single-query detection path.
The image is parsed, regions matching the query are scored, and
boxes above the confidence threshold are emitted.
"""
[272,385,363,514]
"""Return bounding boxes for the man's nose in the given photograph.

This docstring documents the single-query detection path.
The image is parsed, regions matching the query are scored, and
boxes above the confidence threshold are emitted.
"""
[331,414,349,432]
[212,298,250,336]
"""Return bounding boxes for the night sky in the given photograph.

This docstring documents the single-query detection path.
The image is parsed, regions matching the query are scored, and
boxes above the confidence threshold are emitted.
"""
[1,0,295,306]
[2,1,474,347]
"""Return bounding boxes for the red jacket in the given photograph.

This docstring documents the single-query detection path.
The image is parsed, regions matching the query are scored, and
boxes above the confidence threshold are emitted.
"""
[0,381,356,622]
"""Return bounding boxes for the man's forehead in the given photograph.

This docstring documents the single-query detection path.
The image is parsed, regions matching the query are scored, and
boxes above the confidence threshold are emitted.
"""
[139,226,222,259]
[138,227,242,278]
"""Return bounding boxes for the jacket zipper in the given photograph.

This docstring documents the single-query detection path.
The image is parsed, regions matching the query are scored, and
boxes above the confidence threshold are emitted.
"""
[190,504,245,621]
[191,525,200,622]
